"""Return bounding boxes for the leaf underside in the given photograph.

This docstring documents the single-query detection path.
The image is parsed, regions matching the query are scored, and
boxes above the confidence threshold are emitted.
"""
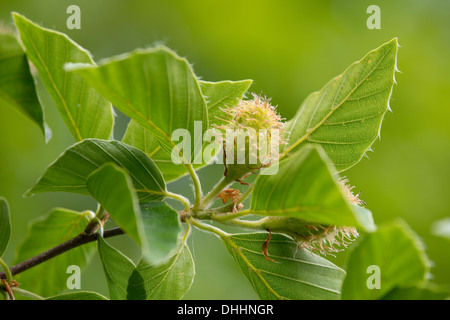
[251,145,375,231]
[127,243,195,300]
[341,219,430,300]
[67,46,207,155]
[283,38,398,172]
[27,139,166,202]
[223,232,345,300]
[97,236,136,300]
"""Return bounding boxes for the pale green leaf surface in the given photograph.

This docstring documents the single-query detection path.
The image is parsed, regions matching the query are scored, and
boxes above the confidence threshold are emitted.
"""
[0,197,11,257]
[13,208,94,297]
[26,139,166,202]
[341,219,430,300]
[222,232,345,300]
[282,38,398,172]
[13,13,114,141]
[127,243,194,300]
[139,201,182,264]
[66,46,207,156]
[0,33,47,139]
[251,145,375,231]
[97,236,136,300]
[46,291,108,300]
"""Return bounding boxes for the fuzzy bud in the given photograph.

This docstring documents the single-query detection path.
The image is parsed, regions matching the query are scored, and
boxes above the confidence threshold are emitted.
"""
[215,93,285,180]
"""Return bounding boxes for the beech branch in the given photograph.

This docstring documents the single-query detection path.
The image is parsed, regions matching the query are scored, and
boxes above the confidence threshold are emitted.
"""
[0,227,124,280]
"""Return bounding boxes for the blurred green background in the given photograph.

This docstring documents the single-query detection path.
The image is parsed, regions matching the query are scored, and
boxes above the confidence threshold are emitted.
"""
[0,0,449,299]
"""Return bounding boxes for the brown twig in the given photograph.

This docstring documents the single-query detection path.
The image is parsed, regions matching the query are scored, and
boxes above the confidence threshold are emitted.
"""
[0,227,124,280]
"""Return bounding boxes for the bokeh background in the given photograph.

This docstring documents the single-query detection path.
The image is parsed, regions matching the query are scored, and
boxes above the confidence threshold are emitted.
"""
[0,0,449,299]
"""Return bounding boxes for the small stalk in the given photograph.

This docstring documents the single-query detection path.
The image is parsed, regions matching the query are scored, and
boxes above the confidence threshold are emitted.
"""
[12,287,45,300]
[186,163,203,210]
[211,209,251,222]
[189,217,228,238]
[218,218,265,231]
[165,191,191,212]
[199,174,235,210]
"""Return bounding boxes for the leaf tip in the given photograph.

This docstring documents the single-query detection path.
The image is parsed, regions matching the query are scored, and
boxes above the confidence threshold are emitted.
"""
[11,11,22,20]
[23,188,35,198]
[11,11,30,29]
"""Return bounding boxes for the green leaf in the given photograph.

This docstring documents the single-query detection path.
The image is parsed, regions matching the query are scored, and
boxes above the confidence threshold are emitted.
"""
[122,80,252,182]
[341,219,431,300]
[199,79,253,126]
[282,38,398,172]
[122,120,189,182]
[13,13,114,141]
[139,201,182,264]
[26,139,166,202]
[250,145,375,231]
[66,46,207,157]
[13,208,95,297]
[0,32,48,140]
[127,243,194,300]
[87,163,181,264]
[87,163,142,245]
[46,291,108,300]
[222,232,345,300]
[97,236,136,300]
[0,197,11,257]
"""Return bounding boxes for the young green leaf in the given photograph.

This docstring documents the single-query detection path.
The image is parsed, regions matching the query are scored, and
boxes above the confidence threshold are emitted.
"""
[66,46,208,157]
[199,79,253,126]
[139,201,182,264]
[97,236,136,300]
[46,291,108,300]
[222,232,345,300]
[0,197,11,257]
[282,38,398,172]
[250,145,375,231]
[0,32,48,140]
[26,139,166,201]
[13,13,114,141]
[13,208,95,297]
[341,219,431,300]
[87,163,181,264]
[127,243,194,300]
